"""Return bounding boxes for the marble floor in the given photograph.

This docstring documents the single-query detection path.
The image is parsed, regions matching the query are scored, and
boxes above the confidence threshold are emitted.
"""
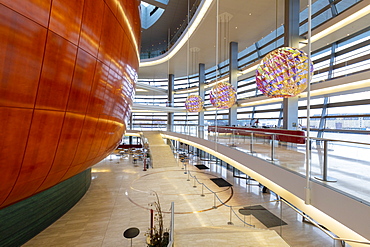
[24,149,338,247]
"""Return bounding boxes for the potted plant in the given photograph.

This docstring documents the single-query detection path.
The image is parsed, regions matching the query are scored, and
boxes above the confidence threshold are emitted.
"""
[146,192,169,247]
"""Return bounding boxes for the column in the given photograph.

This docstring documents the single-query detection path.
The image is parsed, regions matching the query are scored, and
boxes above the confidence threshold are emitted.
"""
[283,0,300,130]
[198,63,205,138]
[228,41,238,126]
[167,74,174,132]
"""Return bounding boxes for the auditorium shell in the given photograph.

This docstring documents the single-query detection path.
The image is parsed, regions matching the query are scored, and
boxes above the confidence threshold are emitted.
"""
[0,0,141,209]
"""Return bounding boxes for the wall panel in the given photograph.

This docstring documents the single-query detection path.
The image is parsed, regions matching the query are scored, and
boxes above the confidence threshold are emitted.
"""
[49,0,84,45]
[0,0,140,209]
[0,0,51,27]
[36,31,77,110]
[0,4,47,108]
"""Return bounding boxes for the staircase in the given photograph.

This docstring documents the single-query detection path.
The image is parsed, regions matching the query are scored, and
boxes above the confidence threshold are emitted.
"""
[174,226,290,247]
[141,131,178,168]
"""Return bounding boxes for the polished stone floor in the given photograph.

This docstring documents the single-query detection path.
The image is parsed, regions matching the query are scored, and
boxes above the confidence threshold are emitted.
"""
[24,149,337,247]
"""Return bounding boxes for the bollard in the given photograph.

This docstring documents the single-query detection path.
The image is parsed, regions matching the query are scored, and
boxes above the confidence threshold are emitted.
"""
[227,206,234,225]
[201,184,205,197]
[213,193,217,209]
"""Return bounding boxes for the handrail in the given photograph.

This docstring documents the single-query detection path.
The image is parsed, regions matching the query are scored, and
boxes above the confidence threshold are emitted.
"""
[185,161,370,245]
[209,126,370,147]
[174,133,370,246]
[282,199,370,246]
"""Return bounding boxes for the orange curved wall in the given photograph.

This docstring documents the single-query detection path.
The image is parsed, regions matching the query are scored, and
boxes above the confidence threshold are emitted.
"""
[0,0,141,209]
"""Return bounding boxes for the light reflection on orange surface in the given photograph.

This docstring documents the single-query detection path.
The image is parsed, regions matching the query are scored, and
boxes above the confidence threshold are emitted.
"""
[0,0,140,209]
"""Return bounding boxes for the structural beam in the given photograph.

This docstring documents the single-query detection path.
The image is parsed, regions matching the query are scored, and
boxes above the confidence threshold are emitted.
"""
[283,0,300,130]
[167,74,174,131]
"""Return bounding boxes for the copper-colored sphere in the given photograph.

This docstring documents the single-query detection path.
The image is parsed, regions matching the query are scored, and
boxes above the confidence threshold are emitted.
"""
[0,0,141,208]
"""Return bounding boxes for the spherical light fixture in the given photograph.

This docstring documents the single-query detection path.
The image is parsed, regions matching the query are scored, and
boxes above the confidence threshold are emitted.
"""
[255,47,314,98]
[209,81,237,109]
[185,95,204,112]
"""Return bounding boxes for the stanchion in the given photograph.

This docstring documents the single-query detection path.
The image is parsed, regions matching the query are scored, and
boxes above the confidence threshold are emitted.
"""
[249,132,255,154]
[227,206,234,225]
[193,176,197,188]
[201,184,205,197]
[143,158,147,171]
[267,134,276,162]
[314,140,337,182]
[213,193,217,209]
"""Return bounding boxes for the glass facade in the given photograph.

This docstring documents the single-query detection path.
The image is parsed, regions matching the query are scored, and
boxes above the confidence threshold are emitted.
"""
[134,0,369,142]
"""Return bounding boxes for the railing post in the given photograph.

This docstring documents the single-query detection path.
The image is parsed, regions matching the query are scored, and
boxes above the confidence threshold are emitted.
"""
[227,206,234,225]
[249,132,254,153]
[193,176,197,188]
[168,202,175,247]
[315,140,337,182]
[187,171,190,181]
[213,193,217,209]
[323,140,328,180]
[268,134,275,161]
[201,184,205,197]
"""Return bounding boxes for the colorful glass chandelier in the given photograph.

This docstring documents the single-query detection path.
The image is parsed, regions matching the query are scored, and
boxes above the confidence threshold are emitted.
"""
[255,47,314,98]
[185,95,204,112]
[209,81,237,109]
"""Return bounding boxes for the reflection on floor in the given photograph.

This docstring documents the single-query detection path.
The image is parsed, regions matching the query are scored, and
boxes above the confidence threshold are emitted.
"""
[24,150,337,247]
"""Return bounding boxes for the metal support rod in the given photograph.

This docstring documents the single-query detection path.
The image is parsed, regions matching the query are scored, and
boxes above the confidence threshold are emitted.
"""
[250,132,254,153]
[193,176,197,188]
[305,0,312,205]
[187,171,190,181]
[280,199,283,236]
[314,140,337,182]
[271,134,275,161]
[213,193,217,209]
[201,184,205,197]
[323,140,328,180]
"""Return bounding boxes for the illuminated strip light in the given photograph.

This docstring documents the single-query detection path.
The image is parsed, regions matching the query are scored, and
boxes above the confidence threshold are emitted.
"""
[239,97,283,107]
[300,3,370,47]
[300,78,370,98]
[117,1,140,57]
[139,0,213,67]
[238,79,370,107]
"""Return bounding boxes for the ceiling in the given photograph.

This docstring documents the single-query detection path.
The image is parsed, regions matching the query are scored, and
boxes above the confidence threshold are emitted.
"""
[138,0,315,79]
[140,0,197,53]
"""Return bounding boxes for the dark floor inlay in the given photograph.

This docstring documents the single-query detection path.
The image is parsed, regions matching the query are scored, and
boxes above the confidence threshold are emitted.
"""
[195,165,209,170]
[210,178,233,187]
[238,205,287,228]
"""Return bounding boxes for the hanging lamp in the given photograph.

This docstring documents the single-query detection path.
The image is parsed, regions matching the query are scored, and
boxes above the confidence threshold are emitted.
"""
[255,47,314,98]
